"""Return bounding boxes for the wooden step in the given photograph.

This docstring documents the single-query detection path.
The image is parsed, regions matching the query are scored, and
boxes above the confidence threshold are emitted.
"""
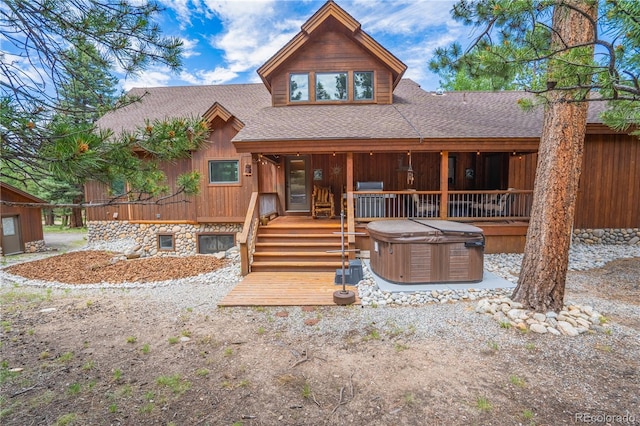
[253,251,343,260]
[255,242,346,252]
[259,225,345,235]
[250,261,346,273]
[257,234,343,244]
[253,217,347,272]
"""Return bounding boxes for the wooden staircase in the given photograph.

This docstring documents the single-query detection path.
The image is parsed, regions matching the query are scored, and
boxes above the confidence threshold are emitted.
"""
[251,218,347,273]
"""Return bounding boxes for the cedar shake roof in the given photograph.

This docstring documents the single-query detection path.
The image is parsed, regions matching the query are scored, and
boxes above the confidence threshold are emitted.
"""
[97,79,607,144]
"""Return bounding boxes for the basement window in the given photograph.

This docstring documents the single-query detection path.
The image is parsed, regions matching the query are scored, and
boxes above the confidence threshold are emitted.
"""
[158,234,174,251]
[198,234,235,254]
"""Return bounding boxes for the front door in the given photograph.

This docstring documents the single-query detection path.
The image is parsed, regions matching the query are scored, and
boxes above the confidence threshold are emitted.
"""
[285,156,310,212]
[2,216,23,255]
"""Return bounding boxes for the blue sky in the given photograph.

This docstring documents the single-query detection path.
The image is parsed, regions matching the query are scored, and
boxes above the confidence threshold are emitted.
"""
[122,0,467,92]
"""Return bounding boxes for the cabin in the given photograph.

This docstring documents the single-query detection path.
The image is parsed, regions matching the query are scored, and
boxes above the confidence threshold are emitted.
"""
[0,182,47,256]
[87,0,639,275]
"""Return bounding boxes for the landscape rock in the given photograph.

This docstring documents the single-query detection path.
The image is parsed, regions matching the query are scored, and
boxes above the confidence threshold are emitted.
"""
[547,327,561,336]
[475,297,610,337]
[532,313,546,322]
[557,321,579,337]
[530,323,548,334]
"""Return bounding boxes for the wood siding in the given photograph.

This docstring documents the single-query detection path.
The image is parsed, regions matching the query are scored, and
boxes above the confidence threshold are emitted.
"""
[575,133,639,228]
[85,157,194,222]
[350,152,442,191]
[192,119,252,221]
[270,29,393,106]
[0,187,44,245]
[507,135,640,229]
[508,152,538,190]
[87,118,257,223]
[310,152,505,195]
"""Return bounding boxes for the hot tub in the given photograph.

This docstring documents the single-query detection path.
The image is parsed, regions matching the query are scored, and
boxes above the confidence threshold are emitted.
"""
[367,220,484,284]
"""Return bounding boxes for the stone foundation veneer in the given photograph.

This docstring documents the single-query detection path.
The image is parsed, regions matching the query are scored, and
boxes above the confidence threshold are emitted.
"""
[87,221,242,256]
[86,222,638,257]
[573,228,640,245]
[24,239,47,253]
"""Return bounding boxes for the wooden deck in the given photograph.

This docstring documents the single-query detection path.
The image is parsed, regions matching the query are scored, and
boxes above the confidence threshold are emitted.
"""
[218,271,360,307]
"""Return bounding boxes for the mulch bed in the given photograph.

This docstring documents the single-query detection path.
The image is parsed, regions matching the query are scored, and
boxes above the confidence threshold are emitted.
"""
[5,251,228,284]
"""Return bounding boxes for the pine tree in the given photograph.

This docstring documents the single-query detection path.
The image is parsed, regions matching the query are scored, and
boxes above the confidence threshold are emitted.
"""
[430,0,639,312]
[1,1,209,213]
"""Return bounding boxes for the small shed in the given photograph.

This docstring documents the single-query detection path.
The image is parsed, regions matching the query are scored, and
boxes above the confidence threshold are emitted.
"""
[1,182,47,255]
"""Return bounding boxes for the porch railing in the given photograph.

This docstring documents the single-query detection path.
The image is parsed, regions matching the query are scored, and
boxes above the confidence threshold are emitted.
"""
[237,192,260,276]
[259,192,278,218]
[350,189,533,221]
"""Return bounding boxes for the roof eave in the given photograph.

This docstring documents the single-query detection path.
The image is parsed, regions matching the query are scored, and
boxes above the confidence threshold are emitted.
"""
[232,137,541,154]
[203,102,245,132]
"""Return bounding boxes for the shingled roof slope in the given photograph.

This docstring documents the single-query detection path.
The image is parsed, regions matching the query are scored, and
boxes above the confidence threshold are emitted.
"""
[96,79,607,142]
[96,83,271,134]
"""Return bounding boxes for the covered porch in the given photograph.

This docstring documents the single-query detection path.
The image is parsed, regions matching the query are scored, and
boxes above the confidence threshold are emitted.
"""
[238,147,536,276]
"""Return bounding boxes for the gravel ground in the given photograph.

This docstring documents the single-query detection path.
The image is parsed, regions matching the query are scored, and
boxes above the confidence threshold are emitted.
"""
[3,239,639,342]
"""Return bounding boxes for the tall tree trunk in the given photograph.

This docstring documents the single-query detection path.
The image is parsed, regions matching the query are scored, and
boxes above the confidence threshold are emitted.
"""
[512,1,596,313]
[70,193,84,228]
[44,209,55,226]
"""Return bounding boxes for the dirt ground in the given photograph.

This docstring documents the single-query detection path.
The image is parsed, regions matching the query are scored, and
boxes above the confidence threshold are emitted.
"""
[1,244,638,425]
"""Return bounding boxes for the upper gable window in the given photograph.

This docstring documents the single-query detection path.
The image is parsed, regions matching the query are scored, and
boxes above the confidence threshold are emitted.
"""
[316,72,348,101]
[290,73,309,102]
[354,71,374,100]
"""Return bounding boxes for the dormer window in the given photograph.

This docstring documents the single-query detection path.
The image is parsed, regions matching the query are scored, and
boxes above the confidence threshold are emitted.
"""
[316,72,348,101]
[354,71,374,100]
[288,71,375,104]
[290,73,309,102]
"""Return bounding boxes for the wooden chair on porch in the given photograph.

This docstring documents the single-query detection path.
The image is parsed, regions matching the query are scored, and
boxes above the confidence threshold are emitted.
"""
[408,189,438,217]
[312,185,335,219]
[471,189,514,217]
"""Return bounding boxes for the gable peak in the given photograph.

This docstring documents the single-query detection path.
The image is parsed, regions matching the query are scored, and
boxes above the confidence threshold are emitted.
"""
[257,0,406,94]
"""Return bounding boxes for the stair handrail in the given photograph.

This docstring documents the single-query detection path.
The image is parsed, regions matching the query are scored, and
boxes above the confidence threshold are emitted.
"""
[238,192,260,276]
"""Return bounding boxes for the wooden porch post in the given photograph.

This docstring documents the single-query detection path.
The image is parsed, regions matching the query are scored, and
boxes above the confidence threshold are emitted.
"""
[440,151,449,219]
[346,152,356,258]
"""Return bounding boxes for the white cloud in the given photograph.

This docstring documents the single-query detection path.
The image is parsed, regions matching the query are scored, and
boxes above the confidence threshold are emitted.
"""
[157,0,197,28]
[201,0,302,73]
[180,36,201,58]
[179,67,238,85]
[350,0,457,35]
[121,67,174,90]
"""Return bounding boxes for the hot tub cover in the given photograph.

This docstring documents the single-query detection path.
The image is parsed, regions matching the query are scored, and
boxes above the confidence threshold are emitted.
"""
[367,220,483,244]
